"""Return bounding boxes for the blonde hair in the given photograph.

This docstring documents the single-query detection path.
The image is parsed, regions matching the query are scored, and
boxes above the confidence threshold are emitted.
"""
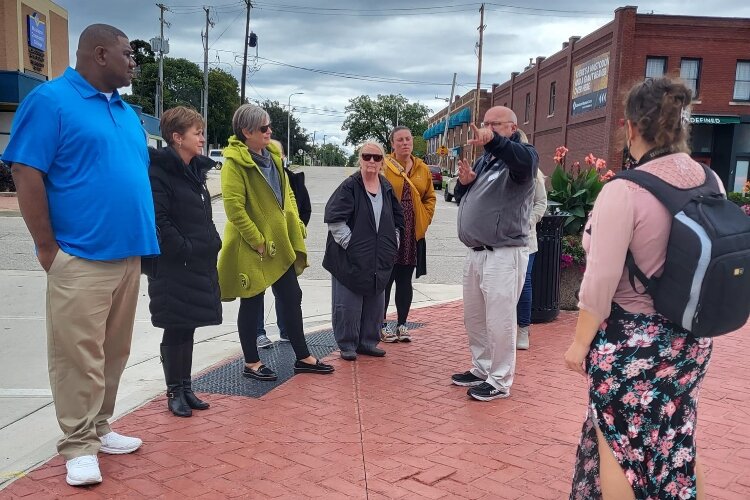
[269,139,284,155]
[357,141,386,172]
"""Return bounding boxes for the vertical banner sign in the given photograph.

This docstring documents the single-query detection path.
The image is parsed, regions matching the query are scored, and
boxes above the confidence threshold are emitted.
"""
[571,52,609,116]
[24,9,48,75]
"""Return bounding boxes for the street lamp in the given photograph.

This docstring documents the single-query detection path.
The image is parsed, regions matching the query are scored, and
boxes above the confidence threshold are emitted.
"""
[287,92,303,166]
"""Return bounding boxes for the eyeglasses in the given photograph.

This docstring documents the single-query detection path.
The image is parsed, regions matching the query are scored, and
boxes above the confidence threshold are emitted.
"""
[257,123,272,133]
[481,120,515,128]
[361,153,383,162]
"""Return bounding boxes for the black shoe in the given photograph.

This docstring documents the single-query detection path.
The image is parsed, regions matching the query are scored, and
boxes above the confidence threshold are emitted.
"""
[355,346,386,357]
[181,344,209,410]
[451,371,484,387]
[294,359,335,374]
[467,382,510,401]
[243,364,278,381]
[340,350,357,361]
[160,344,192,417]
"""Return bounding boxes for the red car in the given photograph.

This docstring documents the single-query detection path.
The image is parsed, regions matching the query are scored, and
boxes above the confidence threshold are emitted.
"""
[428,165,442,190]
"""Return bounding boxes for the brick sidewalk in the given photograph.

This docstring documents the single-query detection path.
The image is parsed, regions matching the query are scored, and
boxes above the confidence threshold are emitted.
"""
[2,301,749,499]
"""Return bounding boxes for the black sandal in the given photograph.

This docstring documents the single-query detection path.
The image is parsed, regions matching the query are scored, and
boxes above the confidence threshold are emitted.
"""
[243,364,278,381]
[293,359,335,374]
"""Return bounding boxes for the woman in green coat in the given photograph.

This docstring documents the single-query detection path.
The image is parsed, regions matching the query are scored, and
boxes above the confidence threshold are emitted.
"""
[218,104,334,380]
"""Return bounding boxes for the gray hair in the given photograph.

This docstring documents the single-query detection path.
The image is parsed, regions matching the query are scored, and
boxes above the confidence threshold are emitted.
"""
[232,104,270,141]
[358,140,385,157]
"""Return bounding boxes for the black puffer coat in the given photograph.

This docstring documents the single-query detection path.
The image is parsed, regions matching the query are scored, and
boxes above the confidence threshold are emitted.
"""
[147,147,222,329]
[323,172,404,296]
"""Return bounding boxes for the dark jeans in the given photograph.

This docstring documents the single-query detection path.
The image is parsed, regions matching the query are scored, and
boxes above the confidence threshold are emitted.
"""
[162,328,195,346]
[238,265,310,363]
[383,264,415,326]
[516,252,536,327]
[256,295,286,338]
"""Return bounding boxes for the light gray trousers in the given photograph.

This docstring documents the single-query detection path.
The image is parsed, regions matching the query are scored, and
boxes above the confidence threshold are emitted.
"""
[332,277,385,352]
[463,246,528,391]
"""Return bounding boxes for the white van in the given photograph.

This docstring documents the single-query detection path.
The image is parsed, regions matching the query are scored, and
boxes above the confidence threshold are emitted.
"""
[208,149,224,169]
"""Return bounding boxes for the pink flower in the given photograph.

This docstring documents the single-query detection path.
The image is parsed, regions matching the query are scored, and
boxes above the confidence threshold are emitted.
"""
[595,158,607,171]
[599,169,616,182]
[742,204,750,216]
[585,153,597,165]
[664,401,677,417]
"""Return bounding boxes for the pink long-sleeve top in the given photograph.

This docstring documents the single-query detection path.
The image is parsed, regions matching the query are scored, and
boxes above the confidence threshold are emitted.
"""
[578,152,725,323]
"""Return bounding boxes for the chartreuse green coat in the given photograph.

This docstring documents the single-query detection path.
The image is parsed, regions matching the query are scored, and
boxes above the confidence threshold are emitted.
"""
[217,136,308,300]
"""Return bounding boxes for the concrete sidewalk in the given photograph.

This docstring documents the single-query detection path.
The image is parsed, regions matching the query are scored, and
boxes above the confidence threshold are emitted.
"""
[1,301,748,499]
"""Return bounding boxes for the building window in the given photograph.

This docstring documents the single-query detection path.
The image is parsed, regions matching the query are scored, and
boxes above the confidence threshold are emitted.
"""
[524,93,531,123]
[548,82,556,116]
[734,61,750,101]
[680,59,701,98]
[645,57,667,78]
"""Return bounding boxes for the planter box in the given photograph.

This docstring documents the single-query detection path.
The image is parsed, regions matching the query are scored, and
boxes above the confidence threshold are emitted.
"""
[559,266,584,310]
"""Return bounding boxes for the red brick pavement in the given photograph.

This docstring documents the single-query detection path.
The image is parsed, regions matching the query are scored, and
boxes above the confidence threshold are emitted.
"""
[2,301,749,499]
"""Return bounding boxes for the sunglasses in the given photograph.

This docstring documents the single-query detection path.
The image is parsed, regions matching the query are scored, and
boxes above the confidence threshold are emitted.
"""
[257,123,272,133]
[361,153,383,162]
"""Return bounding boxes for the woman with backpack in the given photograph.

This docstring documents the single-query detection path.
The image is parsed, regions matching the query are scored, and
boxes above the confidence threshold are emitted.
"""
[564,77,724,498]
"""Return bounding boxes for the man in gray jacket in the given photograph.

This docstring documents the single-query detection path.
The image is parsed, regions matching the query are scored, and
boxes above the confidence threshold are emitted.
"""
[451,106,538,401]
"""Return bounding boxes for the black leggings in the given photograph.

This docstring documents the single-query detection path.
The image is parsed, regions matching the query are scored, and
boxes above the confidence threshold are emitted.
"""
[162,328,195,346]
[383,264,415,326]
[237,265,311,363]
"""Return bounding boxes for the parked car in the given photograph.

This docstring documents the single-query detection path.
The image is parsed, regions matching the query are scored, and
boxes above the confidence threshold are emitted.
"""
[208,149,224,169]
[444,176,462,204]
[428,165,442,190]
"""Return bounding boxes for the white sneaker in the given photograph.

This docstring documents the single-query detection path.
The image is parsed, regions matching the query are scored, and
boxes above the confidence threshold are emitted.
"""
[517,325,529,350]
[65,455,102,486]
[396,324,411,342]
[380,324,398,343]
[99,431,142,455]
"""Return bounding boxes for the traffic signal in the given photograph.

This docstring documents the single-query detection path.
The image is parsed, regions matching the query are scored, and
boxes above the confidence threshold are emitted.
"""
[248,32,258,47]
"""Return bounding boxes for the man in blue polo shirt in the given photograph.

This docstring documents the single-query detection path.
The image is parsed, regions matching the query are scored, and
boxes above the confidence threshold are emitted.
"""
[3,24,159,486]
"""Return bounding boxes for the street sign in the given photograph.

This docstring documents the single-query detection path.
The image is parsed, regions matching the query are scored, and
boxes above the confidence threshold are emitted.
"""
[437,145,449,156]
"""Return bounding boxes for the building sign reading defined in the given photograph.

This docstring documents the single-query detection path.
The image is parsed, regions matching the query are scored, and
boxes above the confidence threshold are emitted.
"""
[571,52,609,117]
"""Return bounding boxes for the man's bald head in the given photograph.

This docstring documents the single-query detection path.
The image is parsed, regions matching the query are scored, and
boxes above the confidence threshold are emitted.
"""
[75,24,134,92]
[77,24,127,53]
[483,106,519,138]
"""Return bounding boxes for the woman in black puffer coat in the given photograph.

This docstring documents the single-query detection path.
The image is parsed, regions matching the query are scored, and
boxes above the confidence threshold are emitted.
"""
[147,106,222,417]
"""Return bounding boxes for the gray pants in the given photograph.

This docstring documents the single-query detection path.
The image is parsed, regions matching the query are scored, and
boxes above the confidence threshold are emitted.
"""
[332,277,384,352]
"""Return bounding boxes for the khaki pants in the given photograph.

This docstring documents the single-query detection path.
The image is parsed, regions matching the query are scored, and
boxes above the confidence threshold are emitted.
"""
[46,250,140,459]
[463,246,528,392]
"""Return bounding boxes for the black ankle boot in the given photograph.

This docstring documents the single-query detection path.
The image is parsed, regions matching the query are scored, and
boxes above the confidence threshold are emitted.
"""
[160,344,192,417]
[180,343,209,410]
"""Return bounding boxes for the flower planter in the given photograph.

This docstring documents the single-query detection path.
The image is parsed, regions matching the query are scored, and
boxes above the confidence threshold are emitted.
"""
[559,265,584,310]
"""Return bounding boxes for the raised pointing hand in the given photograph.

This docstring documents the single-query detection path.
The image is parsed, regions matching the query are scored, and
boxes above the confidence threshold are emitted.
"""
[466,123,493,146]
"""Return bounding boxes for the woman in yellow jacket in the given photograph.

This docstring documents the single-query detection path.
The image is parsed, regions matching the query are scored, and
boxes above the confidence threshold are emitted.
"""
[381,126,437,342]
[218,104,334,380]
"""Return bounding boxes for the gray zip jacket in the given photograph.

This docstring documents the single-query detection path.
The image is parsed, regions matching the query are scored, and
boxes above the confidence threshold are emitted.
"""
[456,131,539,248]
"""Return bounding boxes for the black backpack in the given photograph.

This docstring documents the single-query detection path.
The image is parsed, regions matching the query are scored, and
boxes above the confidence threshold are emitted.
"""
[615,165,750,337]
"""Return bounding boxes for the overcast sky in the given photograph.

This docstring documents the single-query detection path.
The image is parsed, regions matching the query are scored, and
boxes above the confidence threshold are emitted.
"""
[56,0,750,150]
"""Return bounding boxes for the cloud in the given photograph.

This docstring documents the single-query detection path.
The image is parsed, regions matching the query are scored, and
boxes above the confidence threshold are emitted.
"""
[56,0,750,149]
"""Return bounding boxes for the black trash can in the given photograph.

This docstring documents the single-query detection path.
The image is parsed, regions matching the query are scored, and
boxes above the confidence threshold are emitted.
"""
[530,214,566,323]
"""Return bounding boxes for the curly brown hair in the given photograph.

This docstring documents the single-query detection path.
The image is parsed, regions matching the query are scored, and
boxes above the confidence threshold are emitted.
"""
[624,77,692,154]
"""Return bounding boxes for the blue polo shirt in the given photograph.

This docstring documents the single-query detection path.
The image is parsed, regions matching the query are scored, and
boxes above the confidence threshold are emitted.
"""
[2,68,159,260]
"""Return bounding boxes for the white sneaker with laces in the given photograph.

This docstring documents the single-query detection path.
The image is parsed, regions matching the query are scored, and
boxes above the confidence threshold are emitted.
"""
[396,324,411,342]
[65,455,102,486]
[380,324,398,343]
[99,431,142,455]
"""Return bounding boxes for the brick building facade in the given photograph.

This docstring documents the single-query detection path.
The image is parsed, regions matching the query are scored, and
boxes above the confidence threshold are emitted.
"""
[423,89,491,173]
[428,6,750,192]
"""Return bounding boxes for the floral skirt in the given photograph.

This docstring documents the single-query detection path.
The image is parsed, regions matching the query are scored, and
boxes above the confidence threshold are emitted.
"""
[570,303,713,499]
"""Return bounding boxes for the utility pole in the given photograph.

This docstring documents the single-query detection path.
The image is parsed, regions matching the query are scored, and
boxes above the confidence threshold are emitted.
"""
[287,92,303,166]
[155,3,169,118]
[202,6,214,144]
[240,0,252,103]
[323,134,328,166]
[441,73,457,173]
[473,3,485,163]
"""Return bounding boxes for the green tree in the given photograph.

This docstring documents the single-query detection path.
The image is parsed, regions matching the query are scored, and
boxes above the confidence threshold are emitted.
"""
[207,68,240,146]
[260,100,309,157]
[341,94,430,150]
[317,143,348,166]
[124,57,203,116]
[130,39,155,67]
